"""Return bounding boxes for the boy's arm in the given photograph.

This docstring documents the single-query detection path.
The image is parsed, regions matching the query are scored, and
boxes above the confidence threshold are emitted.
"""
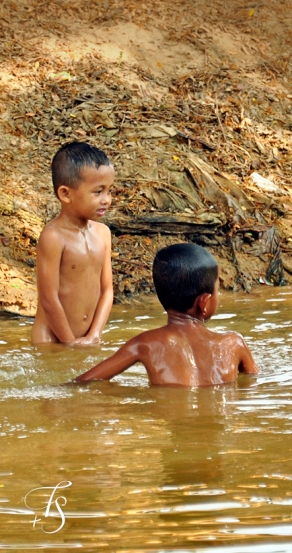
[36,228,75,343]
[72,224,113,345]
[73,336,141,382]
[238,336,259,374]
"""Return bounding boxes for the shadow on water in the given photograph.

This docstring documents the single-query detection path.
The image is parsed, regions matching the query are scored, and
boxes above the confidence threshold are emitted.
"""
[1,287,292,551]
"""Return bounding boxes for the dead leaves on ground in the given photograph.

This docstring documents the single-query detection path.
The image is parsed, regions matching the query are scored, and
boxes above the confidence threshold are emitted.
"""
[0,0,292,312]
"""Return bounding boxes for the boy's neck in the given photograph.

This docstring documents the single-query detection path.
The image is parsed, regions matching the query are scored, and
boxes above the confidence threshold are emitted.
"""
[58,211,89,232]
[167,310,205,326]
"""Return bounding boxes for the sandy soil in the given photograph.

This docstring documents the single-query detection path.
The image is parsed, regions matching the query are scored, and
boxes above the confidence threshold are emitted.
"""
[0,0,292,315]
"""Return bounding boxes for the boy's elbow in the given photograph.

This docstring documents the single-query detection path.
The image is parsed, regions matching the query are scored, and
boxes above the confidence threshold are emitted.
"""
[40,291,60,313]
[102,285,114,298]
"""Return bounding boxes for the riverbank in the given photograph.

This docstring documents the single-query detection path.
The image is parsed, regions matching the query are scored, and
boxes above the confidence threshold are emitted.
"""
[0,0,291,315]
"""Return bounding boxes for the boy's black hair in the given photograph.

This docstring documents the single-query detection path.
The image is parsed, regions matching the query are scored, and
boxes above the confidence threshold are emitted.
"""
[52,141,111,197]
[153,242,218,313]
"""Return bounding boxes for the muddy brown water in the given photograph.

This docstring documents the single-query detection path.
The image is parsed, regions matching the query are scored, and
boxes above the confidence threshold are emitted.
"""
[1,287,292,552]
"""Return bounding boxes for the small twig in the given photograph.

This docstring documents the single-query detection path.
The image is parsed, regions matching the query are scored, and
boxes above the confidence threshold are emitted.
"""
[214,98,227,142]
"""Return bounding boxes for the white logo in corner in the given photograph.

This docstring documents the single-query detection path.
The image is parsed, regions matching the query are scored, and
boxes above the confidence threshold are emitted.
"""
[24,480,72,534]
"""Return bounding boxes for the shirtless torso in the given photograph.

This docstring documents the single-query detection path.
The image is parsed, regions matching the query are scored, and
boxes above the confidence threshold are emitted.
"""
[74,311,258,386]
[32,218,112,344]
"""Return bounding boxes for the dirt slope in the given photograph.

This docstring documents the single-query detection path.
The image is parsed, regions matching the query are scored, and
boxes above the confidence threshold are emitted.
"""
[0,0,292,315]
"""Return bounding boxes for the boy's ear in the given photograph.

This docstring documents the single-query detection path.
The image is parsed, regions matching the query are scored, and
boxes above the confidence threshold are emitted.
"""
[57,186,71,203]
[196,293,212,318]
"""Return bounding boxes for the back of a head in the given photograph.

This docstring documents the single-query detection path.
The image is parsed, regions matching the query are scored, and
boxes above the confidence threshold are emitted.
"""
[52,141,110,197]
[153,243,218,313]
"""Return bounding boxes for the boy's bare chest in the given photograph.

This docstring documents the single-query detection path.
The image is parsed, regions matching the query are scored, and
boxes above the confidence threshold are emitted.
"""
[61,231,105,271]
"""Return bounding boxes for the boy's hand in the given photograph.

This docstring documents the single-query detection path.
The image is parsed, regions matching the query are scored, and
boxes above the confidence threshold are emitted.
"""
[69,334,101,347]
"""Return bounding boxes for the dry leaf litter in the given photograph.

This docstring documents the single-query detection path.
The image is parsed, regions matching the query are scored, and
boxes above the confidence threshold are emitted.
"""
[0,0,292,315]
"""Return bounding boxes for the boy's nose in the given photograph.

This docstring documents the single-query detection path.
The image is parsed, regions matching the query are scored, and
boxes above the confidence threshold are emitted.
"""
[101,194,111,206]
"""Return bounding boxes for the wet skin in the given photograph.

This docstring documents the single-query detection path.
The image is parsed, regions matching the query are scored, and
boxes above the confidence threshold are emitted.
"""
[32,164,115,345]
[74,279,259,387]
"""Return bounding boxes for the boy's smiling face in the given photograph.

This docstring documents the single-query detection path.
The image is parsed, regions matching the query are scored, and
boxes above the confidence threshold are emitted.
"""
[68,164,114,223]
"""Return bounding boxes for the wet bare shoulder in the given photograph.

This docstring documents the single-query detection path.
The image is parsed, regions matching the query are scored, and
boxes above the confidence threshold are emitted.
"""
[134,325,179,356]
[90,221,111,238]
[217,329,246,345]
[126,325,166,348]
[37,218,65,246]
[217,329,259,374]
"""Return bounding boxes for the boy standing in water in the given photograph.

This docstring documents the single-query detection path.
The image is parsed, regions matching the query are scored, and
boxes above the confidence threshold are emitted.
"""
[73,243,259,386]
[32,142,114,345]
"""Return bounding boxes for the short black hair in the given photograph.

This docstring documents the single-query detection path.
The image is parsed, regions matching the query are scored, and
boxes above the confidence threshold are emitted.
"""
[153,243,218,313]
[52,141,111,197]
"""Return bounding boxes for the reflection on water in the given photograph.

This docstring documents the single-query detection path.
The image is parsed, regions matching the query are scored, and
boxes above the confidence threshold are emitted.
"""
[1,287,292,552]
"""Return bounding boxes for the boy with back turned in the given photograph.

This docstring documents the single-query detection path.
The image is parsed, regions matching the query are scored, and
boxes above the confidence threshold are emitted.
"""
[74,243,259,386]
[32,142,114,345]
